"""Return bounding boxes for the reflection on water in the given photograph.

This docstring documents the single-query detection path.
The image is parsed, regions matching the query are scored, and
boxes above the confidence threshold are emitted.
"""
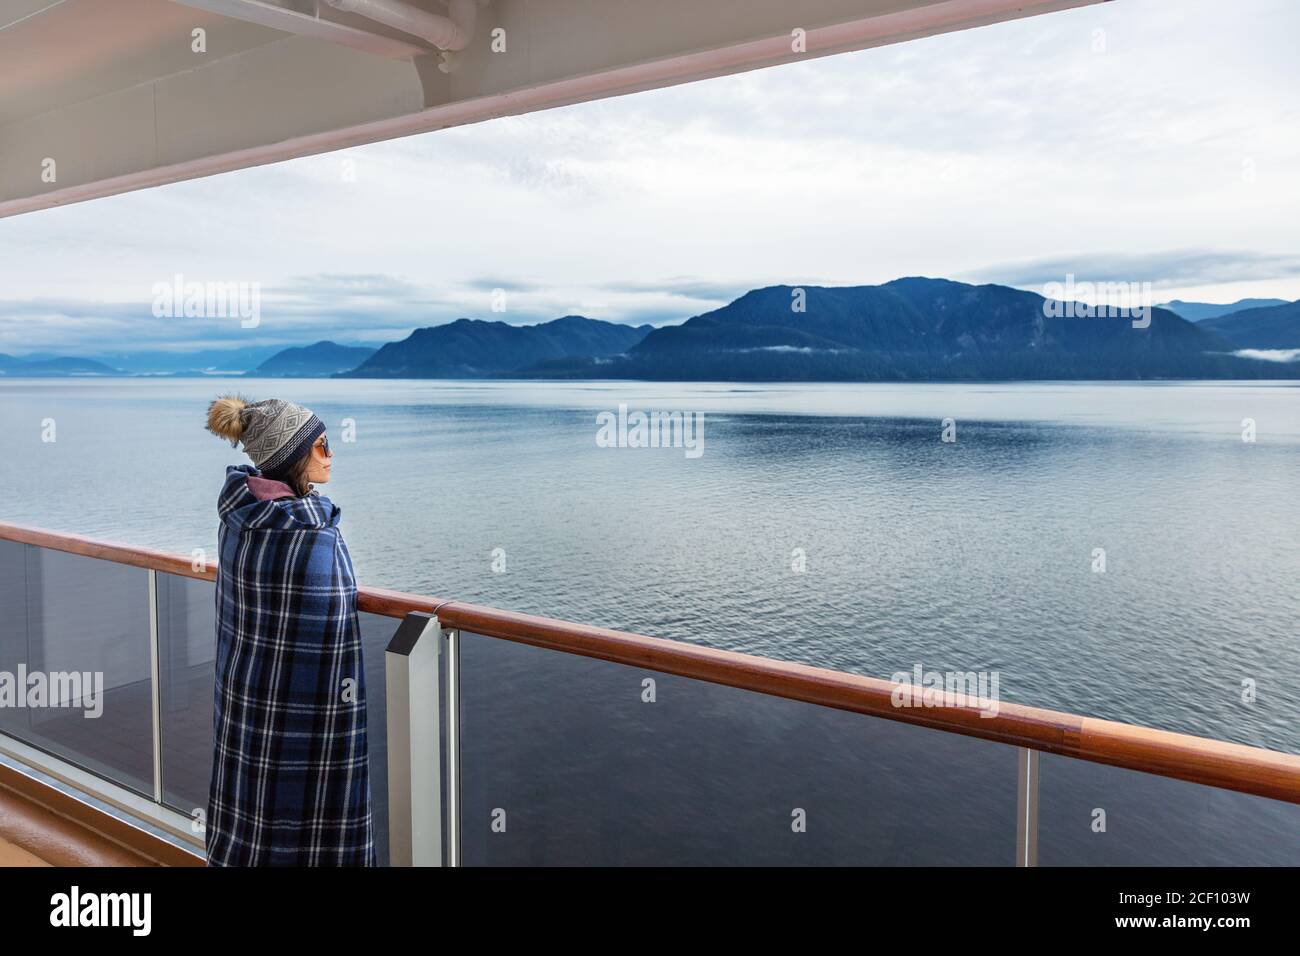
[2,378,1297,754]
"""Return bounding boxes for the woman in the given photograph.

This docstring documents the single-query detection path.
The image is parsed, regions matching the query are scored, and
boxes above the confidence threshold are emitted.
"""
[204,394,375,866]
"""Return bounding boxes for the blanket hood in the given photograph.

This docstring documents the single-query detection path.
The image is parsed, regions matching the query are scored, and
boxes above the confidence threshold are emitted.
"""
[217,464,341,533]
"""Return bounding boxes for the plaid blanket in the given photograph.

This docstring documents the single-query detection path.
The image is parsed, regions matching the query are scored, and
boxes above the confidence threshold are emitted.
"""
[207,465,376,866]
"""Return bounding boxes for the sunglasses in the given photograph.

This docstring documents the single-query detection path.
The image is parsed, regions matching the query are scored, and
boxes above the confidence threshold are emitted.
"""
[315,434,331,457]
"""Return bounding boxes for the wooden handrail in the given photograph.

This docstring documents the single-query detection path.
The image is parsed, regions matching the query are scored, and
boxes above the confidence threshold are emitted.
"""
[3,520,1299,804]
[0,521,447,618]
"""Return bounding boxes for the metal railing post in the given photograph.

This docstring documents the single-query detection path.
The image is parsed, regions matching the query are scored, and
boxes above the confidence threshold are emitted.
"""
[385,611,443,866]
[445,626,461,867]
[147,569,163,805]
[1015,747,1039,867]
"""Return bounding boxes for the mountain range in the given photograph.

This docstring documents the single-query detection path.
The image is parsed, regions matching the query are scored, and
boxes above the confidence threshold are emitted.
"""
[80,346,287,375]
[1199,300,1300,350]
[1158,298,1290,322]
[338,315,652,378]
[0,353,122,376]
[521,279,1300,381]
[7,278,1300,380]
[248,341,377,377]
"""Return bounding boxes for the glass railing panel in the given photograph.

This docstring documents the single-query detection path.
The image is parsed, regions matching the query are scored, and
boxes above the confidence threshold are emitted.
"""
[0,542,153,795]
[457,630,1019,865]
[156,571,215,820]
[0,540,30,743]
[1037,751,1300,865]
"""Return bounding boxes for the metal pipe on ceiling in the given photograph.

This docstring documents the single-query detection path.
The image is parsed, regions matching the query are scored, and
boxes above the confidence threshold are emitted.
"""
[323,0,479,51]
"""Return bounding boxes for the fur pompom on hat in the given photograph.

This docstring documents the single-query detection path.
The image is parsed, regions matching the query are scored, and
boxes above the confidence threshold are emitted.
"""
[206,393,325,476]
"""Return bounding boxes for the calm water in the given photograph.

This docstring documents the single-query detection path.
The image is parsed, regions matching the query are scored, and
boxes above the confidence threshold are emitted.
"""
[2,378,1297,755]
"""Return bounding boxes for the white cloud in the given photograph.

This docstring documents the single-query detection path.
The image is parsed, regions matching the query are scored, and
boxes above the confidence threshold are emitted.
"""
[1235,348,1300,364]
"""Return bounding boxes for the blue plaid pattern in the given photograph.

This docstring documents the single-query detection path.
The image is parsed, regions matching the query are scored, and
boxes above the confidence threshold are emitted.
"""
[207,465,376,866]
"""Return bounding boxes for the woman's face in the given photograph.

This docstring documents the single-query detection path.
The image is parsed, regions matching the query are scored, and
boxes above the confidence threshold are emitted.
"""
[306,433,332,484]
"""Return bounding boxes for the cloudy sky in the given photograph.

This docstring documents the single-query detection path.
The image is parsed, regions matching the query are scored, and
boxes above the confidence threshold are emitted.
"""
[2,0,1298,356]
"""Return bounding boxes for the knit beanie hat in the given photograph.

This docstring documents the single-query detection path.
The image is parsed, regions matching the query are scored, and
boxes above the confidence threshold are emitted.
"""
[206,394,326,477]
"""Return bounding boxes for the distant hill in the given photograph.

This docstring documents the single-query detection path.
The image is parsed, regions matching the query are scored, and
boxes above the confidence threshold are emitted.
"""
[339,315,652,378]
[522,278,1295,381]
[0,354,123,376]
[1200,300,1300,350]
[1158,298,1290,322]
[91,346,284,375]
[249,341,377,377]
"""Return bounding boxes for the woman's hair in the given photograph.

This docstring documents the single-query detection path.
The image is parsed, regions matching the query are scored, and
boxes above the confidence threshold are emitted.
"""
[274,452,315,498]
